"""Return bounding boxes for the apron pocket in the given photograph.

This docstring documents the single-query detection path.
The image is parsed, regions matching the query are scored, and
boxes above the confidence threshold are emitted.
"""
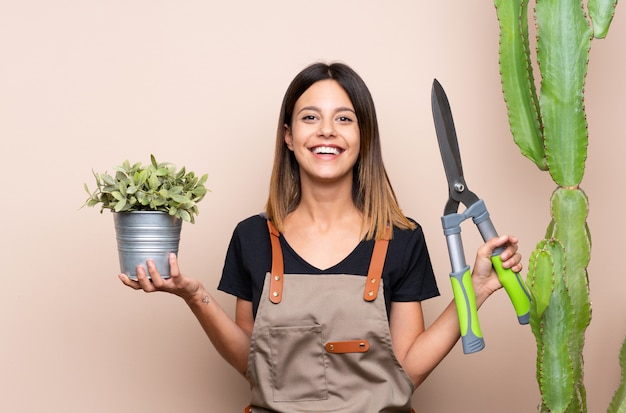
[268,324,328,402]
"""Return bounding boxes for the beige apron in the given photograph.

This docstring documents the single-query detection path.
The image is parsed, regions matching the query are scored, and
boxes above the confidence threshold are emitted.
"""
[244,221,415,413]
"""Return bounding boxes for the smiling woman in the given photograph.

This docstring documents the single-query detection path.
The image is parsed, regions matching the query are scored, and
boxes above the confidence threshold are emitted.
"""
[284,79,361,194]
[118,62,523,413]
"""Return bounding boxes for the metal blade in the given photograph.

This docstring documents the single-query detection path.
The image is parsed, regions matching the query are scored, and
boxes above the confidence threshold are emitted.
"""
[432,79,463,185]
[431,79,478,212]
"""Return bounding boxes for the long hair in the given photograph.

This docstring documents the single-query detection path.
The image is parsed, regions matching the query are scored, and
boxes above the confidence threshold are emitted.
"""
[265,62,415,239]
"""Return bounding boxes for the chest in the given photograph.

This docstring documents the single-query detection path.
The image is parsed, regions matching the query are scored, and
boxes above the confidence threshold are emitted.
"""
[282,228,364,271]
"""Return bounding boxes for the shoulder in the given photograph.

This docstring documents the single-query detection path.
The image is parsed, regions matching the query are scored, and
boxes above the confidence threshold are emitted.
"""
[234,213,269,231]
[230,214,271,241]
[386,217,433,278]
[220,214,272,300]
[390,217,427,245]
[226,214,272,260]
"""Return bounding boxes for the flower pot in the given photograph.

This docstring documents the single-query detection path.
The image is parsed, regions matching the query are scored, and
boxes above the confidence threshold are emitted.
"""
[113,211,182,280]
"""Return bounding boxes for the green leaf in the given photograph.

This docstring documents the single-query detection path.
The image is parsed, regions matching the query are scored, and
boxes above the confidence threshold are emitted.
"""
[138,192,150,206]
[130,161,142,171]
[102,173,116,186]
[134,169,148,187]
[113,198,126,212]
[115,170,128,182]
[152,196,166,207]
[158,188,170,198]
[148,173,161,190]
[178,209,191,223]
[171,194,190,203]
[117,182,127,197]
[192,186,208,198]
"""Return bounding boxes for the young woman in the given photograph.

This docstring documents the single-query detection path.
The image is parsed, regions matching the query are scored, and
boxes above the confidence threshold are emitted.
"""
[120,62,522,412]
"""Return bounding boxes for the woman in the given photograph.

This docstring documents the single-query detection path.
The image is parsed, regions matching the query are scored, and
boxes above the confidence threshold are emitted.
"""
[120,62,522,412]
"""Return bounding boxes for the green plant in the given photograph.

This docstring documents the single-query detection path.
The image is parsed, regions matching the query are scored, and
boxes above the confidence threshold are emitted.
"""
[494,0,621,411]
[83,154,209,223]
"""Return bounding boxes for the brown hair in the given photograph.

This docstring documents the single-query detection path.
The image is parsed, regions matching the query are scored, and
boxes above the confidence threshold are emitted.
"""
[265,62,415,239]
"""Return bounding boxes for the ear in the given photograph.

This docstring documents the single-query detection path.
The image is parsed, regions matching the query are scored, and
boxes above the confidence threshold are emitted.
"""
[284,124,294,150]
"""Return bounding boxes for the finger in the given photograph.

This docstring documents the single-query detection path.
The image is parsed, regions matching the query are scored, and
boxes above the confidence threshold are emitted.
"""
[168,253,181,278]
[145,259,166,288]
[500,251,523,271]
[135,263,156,292]
[492,235,519,258]
[499,243,518,262]
[478,235,508,259]
[118,273,142,290]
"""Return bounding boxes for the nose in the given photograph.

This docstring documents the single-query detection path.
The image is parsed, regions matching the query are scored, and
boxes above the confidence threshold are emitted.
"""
[318,118,336,138]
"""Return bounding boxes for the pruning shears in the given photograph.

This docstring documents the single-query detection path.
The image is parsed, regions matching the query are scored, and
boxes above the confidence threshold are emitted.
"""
[431,79,531,354]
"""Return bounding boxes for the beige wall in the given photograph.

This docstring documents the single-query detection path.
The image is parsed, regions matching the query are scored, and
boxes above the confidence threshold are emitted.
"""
[1,1,624,412]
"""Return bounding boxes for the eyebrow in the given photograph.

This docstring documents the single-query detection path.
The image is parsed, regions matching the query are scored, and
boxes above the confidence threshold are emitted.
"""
[296,106,357,115]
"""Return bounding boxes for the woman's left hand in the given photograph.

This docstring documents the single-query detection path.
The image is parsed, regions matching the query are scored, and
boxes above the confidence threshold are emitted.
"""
[471,235,523,302]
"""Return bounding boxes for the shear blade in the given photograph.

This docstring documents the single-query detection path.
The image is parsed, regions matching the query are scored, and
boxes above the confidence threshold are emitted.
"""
[432,79,463,184]
[431,79,478,211]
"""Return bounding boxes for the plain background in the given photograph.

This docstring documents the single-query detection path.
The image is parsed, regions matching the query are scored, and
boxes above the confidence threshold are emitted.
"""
[1,1,625,412]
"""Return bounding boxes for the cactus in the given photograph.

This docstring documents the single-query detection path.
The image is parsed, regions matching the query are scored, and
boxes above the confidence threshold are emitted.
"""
[608,336,626,413]
[494,0,620,411]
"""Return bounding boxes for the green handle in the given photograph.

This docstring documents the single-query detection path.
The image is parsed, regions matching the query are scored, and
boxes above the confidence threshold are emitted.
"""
[450,266,485,354]
[491,254,531,324]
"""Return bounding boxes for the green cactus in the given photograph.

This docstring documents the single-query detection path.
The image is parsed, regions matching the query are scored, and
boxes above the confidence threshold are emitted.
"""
[608,336,626,413]
[494,0,620,411]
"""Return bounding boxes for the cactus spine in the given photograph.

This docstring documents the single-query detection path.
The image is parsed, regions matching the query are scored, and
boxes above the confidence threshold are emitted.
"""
[494,0,619,411]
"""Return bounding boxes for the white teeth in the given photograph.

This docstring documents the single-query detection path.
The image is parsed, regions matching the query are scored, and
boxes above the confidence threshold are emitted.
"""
[312,146,341,155]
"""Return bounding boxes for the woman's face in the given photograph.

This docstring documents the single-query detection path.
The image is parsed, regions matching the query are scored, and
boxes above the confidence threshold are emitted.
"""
[284,79,360,187]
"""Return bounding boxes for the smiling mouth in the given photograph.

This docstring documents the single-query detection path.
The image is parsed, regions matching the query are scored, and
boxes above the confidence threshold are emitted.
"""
[311,146,343,155]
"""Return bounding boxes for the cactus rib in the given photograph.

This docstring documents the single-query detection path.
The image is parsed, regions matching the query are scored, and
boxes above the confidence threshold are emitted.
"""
[495,0,546,170]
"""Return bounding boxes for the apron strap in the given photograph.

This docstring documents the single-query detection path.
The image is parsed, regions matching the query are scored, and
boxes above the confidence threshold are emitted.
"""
[266,220,391,304]
[267,220,284,304]
[363,226,391,302]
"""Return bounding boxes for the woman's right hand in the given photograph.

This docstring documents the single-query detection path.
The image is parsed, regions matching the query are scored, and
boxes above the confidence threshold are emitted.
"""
[118,253,203,303]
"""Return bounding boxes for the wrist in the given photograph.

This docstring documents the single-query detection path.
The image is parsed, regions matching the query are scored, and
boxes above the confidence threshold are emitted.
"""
[184,284,211,307]
[471,279,496,308]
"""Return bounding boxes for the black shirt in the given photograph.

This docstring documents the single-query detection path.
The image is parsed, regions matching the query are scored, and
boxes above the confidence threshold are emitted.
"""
[218,214,440,319]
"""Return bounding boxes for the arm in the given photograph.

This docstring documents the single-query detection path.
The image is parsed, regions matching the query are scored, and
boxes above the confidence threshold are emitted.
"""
[390,235,522,388]
[119,253,252,378]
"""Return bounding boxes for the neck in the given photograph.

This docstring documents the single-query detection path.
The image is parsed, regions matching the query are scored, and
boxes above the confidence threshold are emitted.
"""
[286,177,363,235]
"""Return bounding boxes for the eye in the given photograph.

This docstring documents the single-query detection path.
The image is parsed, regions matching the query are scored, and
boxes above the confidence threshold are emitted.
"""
[301,114,318,122]
[337,115,354,123]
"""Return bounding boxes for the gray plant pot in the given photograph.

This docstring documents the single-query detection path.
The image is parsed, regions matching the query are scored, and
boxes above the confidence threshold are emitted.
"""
[113,211,182,280]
